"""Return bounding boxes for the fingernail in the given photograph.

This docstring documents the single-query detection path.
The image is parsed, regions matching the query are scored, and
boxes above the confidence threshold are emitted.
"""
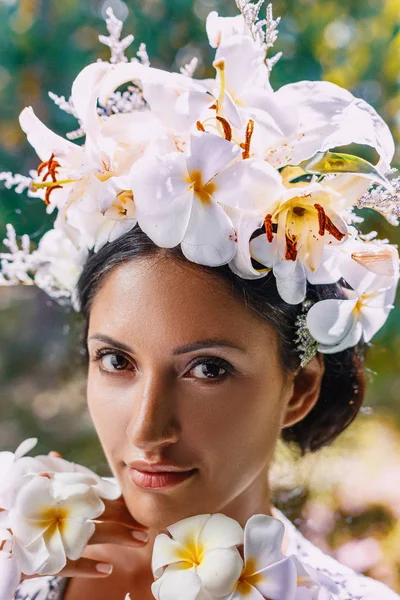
[96,563,113,575]
[131,530,149,542]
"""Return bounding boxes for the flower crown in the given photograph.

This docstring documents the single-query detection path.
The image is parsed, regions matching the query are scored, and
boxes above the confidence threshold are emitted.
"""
[1,1,399,364]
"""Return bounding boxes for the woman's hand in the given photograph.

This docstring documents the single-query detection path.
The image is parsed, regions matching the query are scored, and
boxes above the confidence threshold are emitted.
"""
[19,452,148,581]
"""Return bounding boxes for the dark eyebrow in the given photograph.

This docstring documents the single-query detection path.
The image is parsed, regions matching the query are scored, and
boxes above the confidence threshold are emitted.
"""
[88,334,246,355]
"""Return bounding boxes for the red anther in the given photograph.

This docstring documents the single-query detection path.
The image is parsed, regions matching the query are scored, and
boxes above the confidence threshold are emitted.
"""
[314,203,326,236]
[285,235,298,261]
[264,214,274,243]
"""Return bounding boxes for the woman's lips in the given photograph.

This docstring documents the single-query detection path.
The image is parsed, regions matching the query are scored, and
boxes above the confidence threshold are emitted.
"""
[128,467,197,490]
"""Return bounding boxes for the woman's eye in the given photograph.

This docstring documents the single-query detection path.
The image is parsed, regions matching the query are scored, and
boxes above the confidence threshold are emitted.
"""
[94,351,132,373]
[188,359,231,381]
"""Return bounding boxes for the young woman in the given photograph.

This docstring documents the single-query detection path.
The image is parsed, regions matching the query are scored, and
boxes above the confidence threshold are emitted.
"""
[2,3,400,599]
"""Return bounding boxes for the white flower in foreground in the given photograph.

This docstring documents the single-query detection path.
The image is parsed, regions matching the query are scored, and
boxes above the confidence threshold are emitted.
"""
[131,132,282,267]
[306,268,399,354]
[0,437,120,512]
[0,528,21,600]
[8,473,106,575]
[293,557,339,600]
[151,514,244,600]
[229,515,297,600]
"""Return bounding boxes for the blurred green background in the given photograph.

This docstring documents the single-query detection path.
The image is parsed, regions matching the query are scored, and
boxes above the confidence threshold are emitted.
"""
[0,0,399,590]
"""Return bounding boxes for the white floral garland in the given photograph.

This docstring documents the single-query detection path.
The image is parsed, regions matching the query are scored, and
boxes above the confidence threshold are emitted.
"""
[0,4,399,355]
[0,439,339,600]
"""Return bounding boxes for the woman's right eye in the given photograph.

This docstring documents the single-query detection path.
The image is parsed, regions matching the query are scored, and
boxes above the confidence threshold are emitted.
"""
[92,349,133,373]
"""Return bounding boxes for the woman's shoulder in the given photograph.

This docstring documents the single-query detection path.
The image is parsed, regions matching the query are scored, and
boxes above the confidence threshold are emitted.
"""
[14,576,68,600]
[276,508,400,600]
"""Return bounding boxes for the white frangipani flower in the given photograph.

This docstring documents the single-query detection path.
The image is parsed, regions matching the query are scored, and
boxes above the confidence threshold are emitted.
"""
[292,556,339,600]
[131,132,282,267]
[151,513,244,600]
[8,474,105,576]
[306,268,399,354]
[228,515,297,600]
[0,527,21,600]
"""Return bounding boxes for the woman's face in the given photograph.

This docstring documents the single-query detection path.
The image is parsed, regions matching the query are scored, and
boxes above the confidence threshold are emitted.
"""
[87,255,297,530]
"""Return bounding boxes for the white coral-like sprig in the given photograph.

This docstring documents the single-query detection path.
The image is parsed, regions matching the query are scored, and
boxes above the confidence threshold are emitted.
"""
[98,7,135,64]
[235,1,282,72]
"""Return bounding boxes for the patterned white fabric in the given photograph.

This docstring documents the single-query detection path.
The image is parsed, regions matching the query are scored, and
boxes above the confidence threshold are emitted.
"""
[13,508,399,600]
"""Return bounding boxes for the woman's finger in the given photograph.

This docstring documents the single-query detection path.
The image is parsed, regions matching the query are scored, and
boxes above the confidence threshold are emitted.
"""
[88,521,148,546]
[48,450,62,458]
[100,497,148,531]
[20,558,114,581]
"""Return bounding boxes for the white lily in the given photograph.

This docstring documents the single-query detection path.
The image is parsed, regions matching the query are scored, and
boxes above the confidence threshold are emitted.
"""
[131,132,283,267]
[306,268,399,354]
[0,528,21,600]
[248,181,352,303]
[55,189,137,254]
[19,62,163,216]
[292,557,339,600]
[256,80,395,174]
[97,60,212,137]
[151,513,244,600]
[228,515,297,600]
[8,472,106,575]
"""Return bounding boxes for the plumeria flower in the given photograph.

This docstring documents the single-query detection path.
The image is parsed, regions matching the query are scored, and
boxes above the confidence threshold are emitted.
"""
[131,132,283,267]
[0,438,120,512]
[0,528,21,600]
[306,267,399,354]
[8,473,106,575]
[292,557,339,600]
[151,513,244,600]
[20,62,163,216]
[228,515,297,600]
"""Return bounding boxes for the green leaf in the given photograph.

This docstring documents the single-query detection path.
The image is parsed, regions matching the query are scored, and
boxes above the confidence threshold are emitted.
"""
[298,151,394,191]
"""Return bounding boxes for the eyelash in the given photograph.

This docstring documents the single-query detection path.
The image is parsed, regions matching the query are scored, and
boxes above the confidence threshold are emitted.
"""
[91,348,234,382]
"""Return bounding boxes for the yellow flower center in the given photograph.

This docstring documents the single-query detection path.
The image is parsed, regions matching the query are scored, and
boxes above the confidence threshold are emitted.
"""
[176,536,205,568]
[235,558,264,597]
[37,506,70,538]
[188,170,216,205]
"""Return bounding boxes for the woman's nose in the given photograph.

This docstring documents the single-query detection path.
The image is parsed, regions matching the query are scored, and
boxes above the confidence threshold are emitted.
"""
[126,370,180,451]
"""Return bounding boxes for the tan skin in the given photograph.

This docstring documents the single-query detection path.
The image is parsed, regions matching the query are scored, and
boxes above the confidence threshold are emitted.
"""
[22,254,324,599]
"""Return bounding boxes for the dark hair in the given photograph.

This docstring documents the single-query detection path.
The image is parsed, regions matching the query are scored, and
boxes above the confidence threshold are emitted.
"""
[77,224,366,455]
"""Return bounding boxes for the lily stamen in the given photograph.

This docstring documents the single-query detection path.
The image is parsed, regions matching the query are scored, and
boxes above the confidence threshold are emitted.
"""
[240,119,255,159]
[314,203,345,241]
[216,116,232,141]
[285,235,298,261]
[37,153,61,183]
[264,213,274,242]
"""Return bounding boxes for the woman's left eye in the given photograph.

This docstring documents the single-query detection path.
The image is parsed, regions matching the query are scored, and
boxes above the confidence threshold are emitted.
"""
[186,358,233,381]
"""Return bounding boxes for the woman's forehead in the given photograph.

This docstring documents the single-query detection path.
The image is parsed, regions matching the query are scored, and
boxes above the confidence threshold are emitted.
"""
[88,257,277,354]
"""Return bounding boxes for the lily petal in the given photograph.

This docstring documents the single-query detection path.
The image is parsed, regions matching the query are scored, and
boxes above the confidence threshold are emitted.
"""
[19,107,81,164]
[226,207,267,279]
